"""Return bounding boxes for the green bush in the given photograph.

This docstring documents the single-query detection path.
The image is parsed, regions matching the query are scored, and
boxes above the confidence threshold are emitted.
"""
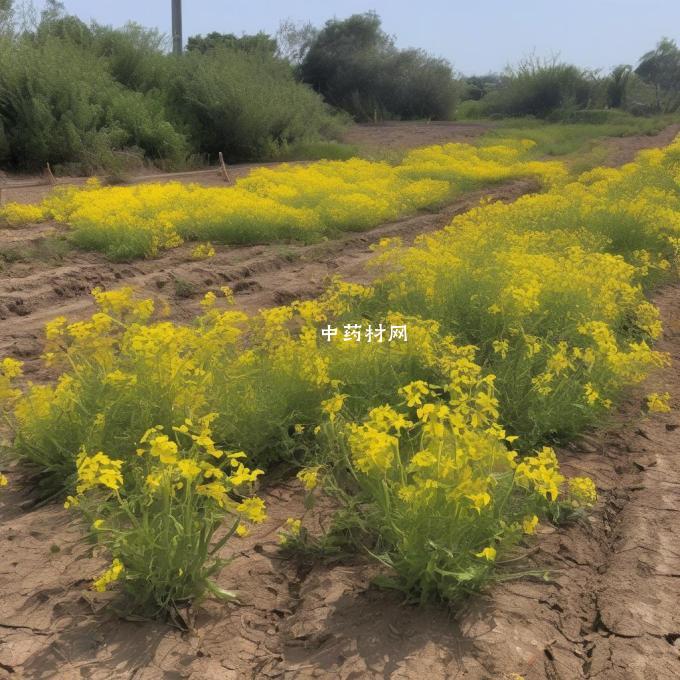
[299,12,458,121]
[0,35,188,171]
[167,48,343,160]
[0,10,343,172]
[481,58,600,119]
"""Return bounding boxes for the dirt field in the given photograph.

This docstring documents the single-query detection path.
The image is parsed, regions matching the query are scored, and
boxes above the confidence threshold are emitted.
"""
[1,123,679,679]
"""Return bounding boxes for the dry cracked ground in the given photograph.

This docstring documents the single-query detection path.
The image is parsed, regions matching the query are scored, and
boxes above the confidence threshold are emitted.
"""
[0,123,679,679]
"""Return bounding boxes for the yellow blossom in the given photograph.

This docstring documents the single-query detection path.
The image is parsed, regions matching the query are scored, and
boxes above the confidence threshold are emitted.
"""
[475,546,497,561]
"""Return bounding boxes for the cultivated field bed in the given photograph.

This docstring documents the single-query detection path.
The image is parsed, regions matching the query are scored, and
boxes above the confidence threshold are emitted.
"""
[1,123,680,679]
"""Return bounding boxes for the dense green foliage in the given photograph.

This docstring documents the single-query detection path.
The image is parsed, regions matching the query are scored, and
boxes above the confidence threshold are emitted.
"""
[298,12,458,122]
[460,38,680,120]
[0,7,341,172]
[187,31,277,56]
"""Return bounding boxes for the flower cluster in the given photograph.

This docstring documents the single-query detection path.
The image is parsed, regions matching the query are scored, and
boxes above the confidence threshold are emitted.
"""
[319,380,595,602]
[0,141,561,260]
[62,415,265,611]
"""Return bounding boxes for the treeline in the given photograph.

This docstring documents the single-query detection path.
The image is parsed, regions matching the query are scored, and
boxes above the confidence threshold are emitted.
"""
[0,2,344,172]
[0,5,458,173]
[1,0,677,173]
[459,39,680,120]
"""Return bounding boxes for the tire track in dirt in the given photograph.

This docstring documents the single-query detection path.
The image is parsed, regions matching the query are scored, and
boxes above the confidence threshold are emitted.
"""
[0,179,538,379]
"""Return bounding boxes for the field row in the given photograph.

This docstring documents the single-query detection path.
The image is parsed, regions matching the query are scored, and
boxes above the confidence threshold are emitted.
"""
[1,138,678,617]
[0,140,563,260]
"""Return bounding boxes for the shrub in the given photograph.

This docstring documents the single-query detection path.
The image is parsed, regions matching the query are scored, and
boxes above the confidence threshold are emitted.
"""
[0,12,342,173]
[307,387,597,602]
[482,57,599,119]
[0,35,188,171]
[166,47,343,161]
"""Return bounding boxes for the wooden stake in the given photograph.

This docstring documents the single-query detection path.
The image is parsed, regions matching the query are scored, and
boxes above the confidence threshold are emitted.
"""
[218,152,231,183]
[45,162,57,185]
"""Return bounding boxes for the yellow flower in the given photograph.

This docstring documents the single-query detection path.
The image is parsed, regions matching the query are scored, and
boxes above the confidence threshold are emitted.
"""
[475,546,497,561]
[279,518,302,544]
[176,459,201,481]
[148,435,179,465]
[492,339,509,359]
[321,393,347,421]
[522,515,539,535]
[0,473,8,487]
[1,357,23,379]
[229,462,264,486]
[297,467,320,491]
[191,242,216,259]
[76,451,124,494]
[236,497,267,523]
[584,382,599,405]
[568,477,597,507]
[646,392,671,413]
[145,471,162,490]
[200,291,217,309]
[92,519,105,530]
[220,286,235,304]
[409,449,438,468]
[92,558,124,592]
[466,492,491,512]
[399,380,430,407]
[196,481,227,506]
[285,518,302,535]
[235,524,250,537]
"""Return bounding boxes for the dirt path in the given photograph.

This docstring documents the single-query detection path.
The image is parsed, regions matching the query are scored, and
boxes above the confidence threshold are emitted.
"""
[601,123,680,166]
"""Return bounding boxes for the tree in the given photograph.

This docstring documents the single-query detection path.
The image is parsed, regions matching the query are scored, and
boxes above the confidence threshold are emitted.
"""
[606,64,632,109]
[40,0,65,24]
[0,0,13,32]
[276,19,316,65]
[299,12,457,121]
[635,38,680,112]
[186,31,277,57]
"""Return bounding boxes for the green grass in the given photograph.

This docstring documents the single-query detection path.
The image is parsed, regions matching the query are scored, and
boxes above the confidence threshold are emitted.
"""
[482,114,678,157]
[0,236,71,269]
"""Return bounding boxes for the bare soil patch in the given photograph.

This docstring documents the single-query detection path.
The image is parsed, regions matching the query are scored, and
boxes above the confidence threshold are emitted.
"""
[341,120,494,153]
[599,123,680,166]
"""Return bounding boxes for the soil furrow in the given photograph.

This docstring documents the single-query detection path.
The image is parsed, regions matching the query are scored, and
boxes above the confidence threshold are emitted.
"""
[0,179,538,379]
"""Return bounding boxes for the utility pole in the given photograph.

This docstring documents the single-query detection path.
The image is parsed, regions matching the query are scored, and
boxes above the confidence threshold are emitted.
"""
[171,0,182,55]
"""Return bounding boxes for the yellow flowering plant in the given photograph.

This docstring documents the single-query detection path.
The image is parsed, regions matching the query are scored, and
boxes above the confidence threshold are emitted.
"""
[315,381,597,603]
[66,416,265,616]
[0,141,560,260]
[363,141,676,447]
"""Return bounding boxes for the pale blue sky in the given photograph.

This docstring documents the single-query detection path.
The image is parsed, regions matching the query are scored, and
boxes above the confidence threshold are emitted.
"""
[42,0,680,74]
